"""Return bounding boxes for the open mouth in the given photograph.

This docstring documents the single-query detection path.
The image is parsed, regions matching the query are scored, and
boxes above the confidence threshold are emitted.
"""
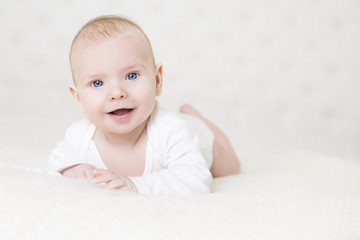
[108,108,134,121]
[109,108,134,116]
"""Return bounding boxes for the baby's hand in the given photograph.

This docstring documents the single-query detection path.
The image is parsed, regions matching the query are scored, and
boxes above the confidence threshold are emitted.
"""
[93,169,138,193]
[61,164,96,179]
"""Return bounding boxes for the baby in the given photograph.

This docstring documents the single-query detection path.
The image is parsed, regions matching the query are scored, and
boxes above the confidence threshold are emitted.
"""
[49,15,240,195]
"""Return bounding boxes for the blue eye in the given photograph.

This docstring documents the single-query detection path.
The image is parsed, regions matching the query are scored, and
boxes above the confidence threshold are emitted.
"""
[126,73,138,80]
[92,80,104,87]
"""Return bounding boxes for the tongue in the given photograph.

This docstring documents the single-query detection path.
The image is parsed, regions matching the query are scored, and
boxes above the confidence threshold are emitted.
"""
[112,109,131,116]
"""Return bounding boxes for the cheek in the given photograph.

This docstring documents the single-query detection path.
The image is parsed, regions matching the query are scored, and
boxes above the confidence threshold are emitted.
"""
[80,93,103,112]
[131,81,157,99]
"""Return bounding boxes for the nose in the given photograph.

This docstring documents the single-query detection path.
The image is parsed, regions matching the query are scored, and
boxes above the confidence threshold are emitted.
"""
[108,86,127,101]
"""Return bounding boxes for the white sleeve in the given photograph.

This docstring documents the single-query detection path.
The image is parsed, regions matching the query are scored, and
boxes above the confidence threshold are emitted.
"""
[48,119,94,173]
[129,121,213,196]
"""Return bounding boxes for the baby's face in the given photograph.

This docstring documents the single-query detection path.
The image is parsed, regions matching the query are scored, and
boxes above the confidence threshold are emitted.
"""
[70,32,162,135]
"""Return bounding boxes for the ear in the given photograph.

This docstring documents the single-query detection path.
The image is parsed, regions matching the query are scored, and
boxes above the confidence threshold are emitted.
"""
[69,84,85,113]
[155,63,163,96]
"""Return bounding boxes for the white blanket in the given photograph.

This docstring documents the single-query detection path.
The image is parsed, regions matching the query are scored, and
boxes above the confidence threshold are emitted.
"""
[1,146,359,239]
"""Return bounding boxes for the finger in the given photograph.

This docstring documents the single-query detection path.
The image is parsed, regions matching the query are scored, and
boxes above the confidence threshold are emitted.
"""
[93,169,110,176]
[105,179,126,190]
[92,169,117,179]
[94,172,118,184]
[93,169,108,178]
[120,180,138,193]
[119,186,130,191]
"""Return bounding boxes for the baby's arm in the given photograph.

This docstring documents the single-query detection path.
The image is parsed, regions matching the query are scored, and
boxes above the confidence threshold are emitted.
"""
[49,119,96,174]
[61,163,96,179]
[130,125,212,196]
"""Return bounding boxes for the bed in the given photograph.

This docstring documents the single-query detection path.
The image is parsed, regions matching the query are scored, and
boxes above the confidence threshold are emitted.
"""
[1,0,359,239]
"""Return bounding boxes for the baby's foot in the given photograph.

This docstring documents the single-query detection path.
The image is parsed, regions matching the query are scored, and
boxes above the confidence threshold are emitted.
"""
[179,104,204,119]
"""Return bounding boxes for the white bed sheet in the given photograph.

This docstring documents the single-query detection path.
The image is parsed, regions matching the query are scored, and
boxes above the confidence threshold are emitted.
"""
[1,145,359,240]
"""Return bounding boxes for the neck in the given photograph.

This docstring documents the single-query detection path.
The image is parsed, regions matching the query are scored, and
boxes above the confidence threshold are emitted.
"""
[100,119,148,148]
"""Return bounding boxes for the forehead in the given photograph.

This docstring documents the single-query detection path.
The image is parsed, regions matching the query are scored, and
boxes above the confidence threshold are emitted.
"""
[72,27,151,54]
[73,31,153,63]
[71,33,154,81]
[74,20,144,45]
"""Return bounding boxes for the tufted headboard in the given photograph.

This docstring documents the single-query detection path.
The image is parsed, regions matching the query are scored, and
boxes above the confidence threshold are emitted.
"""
[0,0,359,159]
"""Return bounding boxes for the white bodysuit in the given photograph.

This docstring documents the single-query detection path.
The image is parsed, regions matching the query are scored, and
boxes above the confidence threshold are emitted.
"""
[49,103,214,196]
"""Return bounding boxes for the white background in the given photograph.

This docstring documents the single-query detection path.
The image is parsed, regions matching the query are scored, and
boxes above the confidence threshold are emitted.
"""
[0,0,359,160]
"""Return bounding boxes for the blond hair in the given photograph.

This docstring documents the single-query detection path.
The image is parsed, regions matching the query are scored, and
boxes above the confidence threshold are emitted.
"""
[69,15,154,82]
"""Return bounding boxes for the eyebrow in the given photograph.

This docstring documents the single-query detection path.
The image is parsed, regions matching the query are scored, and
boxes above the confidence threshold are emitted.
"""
[122,63,148,72]
[79,73,105,85]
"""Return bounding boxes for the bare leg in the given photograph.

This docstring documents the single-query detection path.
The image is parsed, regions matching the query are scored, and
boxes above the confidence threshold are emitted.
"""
[179,104,240,178]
